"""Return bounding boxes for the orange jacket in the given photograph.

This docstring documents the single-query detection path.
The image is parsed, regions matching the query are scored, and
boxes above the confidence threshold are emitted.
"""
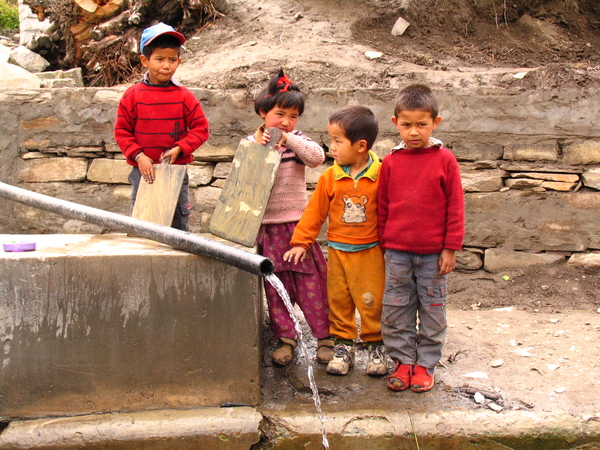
[291,151,381,249]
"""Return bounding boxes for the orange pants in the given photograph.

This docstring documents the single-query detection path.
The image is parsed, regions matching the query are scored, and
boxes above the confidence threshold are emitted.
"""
[327,245,385,343]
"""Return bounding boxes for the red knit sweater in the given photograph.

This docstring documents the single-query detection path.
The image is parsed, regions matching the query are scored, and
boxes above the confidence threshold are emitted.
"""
[378,146,464,254]
[114,82,209,165]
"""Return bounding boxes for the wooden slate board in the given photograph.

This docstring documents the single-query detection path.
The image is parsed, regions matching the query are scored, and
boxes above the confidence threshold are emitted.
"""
[209,128,283,247]
[131,159,187,227]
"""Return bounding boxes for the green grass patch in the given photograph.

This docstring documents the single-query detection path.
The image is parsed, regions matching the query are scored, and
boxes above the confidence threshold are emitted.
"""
[0,0,19,31]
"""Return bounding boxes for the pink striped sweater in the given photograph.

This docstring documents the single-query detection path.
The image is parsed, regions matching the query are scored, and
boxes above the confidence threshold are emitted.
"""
[248,130,325,224]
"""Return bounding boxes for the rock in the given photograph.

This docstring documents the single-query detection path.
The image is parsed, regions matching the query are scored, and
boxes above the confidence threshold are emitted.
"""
[364,51,383,60]
[187,163,214,187]
[391,16,410,36]
[192,186,222,213]
[193,143,235,162]
[461,169,507,192]
[540,181,578,192]
[213,162,232,179]
[503,142,559,162]
[0,59,41,88]
[19,157,88,183]
[87,159,130,184]
[546,364,560,371]
[563,141,600,165]
[504,178,544,189]
[456,249,483,270]
[451,142,503,162]
[509,172,580,183]
[463,371,488,379]
[474,392,486,404]
[8,45,50,73]
[582,168,600,190]
[0,44,10,63]
[490,359,504,368]
[488,402,503,412]
[555,387,566,394]
[483,249,565,272]
[567,252,600,273]
[36,68,85,87]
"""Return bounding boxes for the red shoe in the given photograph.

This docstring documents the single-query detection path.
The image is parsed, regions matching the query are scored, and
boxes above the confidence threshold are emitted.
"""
[411,364,435,392]
[386,362,413,391]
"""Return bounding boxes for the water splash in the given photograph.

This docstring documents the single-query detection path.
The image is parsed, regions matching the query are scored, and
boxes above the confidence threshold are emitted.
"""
[265,273,330,450]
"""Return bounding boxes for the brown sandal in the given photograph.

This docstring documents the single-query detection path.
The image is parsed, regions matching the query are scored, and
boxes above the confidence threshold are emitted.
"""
[316,337,335,364]
[272,337,297,366]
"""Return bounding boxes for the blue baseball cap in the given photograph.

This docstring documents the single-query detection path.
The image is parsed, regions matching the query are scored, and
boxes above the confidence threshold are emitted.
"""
[140,22,185,55]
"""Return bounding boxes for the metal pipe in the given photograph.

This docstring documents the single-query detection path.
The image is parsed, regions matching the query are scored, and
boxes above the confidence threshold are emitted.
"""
[0,182,274,277]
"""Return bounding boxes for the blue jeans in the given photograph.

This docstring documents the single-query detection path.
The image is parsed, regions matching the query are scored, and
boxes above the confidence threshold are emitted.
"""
[381,250,448,369]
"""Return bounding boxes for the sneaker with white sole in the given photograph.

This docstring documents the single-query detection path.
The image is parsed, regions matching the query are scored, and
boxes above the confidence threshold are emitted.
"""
[366,344,388,376]
[326,343,355,375]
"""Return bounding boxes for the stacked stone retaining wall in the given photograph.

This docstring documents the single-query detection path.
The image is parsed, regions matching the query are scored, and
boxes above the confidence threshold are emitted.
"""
[1,86,599,272]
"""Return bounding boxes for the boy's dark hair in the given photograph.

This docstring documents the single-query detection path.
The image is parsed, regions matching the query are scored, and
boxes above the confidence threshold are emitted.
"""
[328,105,379,150]
[142,34,182,59]
[254,69,305,116]
[394,84,438,120]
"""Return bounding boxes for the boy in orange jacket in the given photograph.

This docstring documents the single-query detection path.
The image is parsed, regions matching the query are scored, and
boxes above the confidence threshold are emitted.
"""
[284,105,387,376]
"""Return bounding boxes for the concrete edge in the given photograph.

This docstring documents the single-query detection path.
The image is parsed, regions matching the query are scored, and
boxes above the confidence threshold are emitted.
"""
[260,409,600,447]
[0,407,262,450]
[2,408,600,449]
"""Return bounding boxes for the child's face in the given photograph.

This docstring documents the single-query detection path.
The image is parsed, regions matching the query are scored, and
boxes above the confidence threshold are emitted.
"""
[392,110,442,149]
[327,123,366,166]
[140,47,181,85]
[260,106,300,133]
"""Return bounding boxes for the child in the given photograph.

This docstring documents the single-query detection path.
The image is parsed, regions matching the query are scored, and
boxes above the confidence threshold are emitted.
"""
[378,84,464,392]
[251,69,333,367]
[114,22,209,231]
[284,105,387,377]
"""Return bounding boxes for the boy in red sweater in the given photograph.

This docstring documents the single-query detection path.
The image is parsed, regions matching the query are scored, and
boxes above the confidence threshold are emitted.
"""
[114,23,209,231]
[378,84,464,392]
[284,105,388,377]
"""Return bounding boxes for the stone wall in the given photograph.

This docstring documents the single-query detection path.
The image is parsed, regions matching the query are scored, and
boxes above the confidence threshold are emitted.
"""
[1,86,599,272]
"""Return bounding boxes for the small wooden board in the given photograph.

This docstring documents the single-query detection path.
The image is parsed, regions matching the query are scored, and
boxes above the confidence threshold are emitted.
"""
[209,128,283,247]
[132,159,187,227]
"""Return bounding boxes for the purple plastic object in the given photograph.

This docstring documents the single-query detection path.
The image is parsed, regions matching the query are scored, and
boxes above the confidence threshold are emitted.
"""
[3,242,36,252]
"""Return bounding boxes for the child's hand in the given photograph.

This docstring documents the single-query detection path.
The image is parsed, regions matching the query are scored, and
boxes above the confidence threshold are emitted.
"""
[255,124,287,149]
[283,246,307,264]
[160,146,182,164]
[438,249,456,275]
[137,154,155,183]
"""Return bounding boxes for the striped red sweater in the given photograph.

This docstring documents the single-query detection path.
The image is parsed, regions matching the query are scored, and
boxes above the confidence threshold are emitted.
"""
[114,82,209,165]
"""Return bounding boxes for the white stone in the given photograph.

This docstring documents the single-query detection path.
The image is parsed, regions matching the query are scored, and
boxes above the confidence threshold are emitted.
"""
[490,359,504,368]
[546,364,560,371]
[474,392,486,404]
[0,59,41,88]
[364,51,383,60]
[582,168,600,190]
[391,16,410,36]
[463,371,488,379]
[9,45,50,73]
[555,387,566,394]
[488,402,503,412]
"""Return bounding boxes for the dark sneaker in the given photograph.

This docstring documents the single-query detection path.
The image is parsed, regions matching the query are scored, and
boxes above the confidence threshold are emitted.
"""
[366,345,388,376]
[326,343,355,375]
[387,361,413,391]
[411,364,435,392]
[316,337,335,364]
[272,337,297,366]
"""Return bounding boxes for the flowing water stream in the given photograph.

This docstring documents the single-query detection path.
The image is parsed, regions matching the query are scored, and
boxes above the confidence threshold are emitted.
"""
[265,273,330,450]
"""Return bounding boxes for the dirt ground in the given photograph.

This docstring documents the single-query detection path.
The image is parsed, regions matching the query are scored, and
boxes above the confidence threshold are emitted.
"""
[177,0,600,92]
[175,0,600,419]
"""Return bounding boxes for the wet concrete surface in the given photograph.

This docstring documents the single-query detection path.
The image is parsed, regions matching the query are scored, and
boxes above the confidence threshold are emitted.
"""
[259,306,600,417]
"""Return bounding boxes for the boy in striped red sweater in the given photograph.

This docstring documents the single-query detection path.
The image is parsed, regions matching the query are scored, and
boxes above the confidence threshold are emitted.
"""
[114,23,209,231]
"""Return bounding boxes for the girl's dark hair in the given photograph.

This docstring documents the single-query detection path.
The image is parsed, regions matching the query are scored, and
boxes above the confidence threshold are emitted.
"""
[329,105,379,150]
[142,35,182,59]
[254,69,305,116]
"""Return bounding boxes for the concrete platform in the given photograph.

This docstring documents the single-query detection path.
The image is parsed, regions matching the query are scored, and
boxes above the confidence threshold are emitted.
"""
[0,234,262,418]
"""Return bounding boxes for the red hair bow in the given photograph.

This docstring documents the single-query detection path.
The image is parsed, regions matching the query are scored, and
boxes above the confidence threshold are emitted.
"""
[277,75,293,92]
